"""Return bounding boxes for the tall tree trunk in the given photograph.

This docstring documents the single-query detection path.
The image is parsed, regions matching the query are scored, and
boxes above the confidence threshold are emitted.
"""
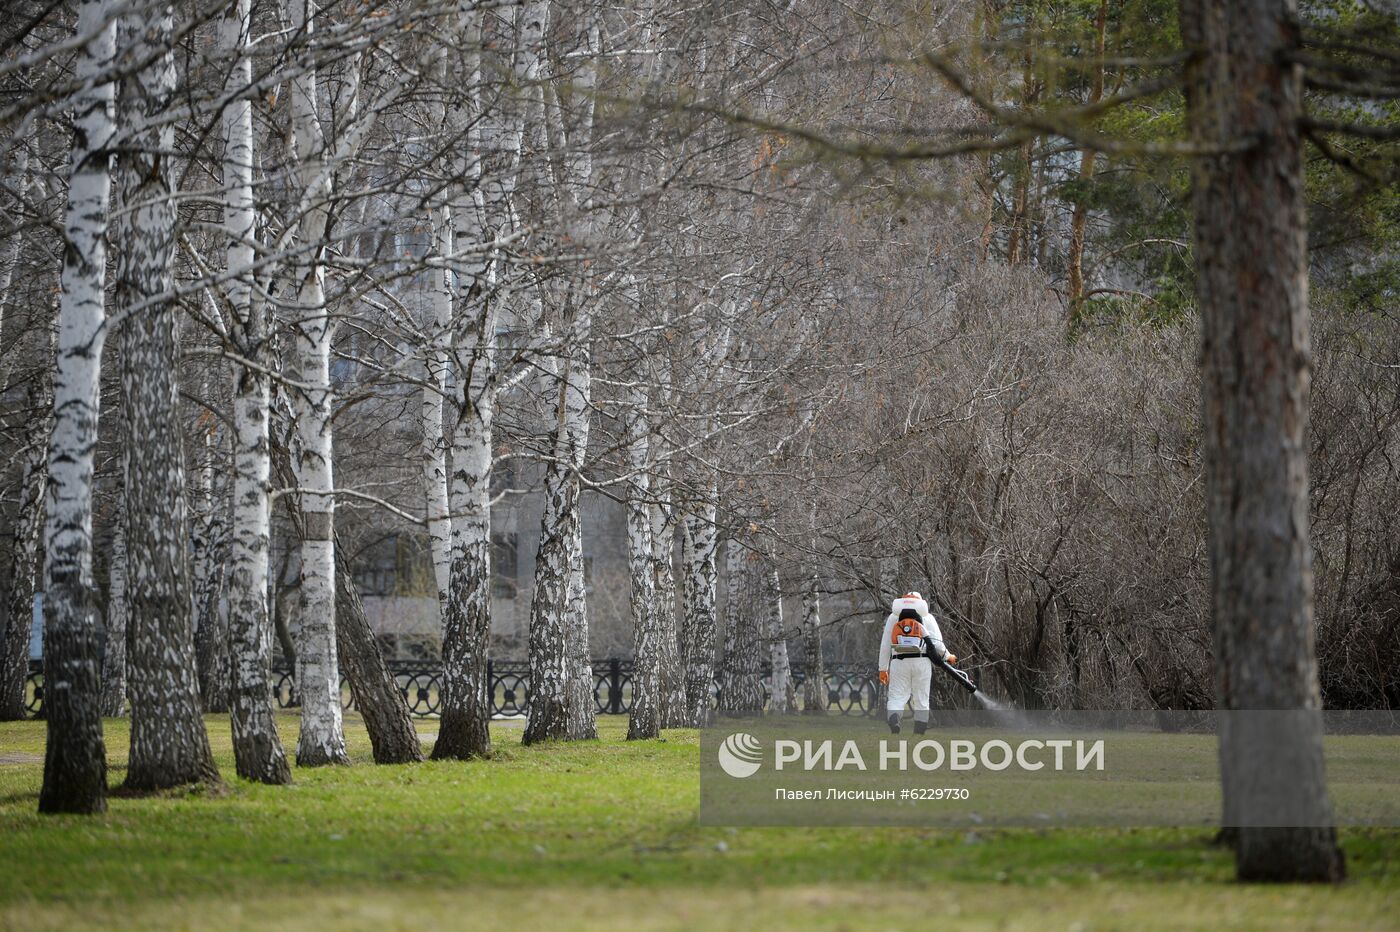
[766,560,796,714]
[719,535,765,715]
[800,567,825,714]
[1180,0,1344,883]
[39,0,117,815]
[98,504,126,717]
[651,464,688,729]
[422,204,453,613]
[525,331,589,744]
[284,0,348,768]
[523,0,598,745]
[0,138,30,395]
[562,320,597,741]
[116,3,219,793]
[1,390,47,721]
[432,3,515,761]
[223,0,291,785]
[680,482,719,727]
[193,426,231,713]
[333,547,423,764]
[1066,0,1108,307]
[563,515,596,739]
[433,356,495,759]
[624,396,660,739]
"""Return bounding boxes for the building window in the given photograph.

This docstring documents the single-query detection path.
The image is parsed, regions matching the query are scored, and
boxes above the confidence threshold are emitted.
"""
[353,535,398,597]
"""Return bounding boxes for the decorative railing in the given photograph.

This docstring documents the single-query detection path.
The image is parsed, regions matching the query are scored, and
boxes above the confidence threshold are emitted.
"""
[24,659,880,719]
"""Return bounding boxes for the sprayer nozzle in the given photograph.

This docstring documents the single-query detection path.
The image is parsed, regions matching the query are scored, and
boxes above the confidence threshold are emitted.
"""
[934,654,979,693]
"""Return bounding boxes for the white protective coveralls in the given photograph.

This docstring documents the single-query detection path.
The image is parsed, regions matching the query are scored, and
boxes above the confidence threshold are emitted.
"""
[878,594,950,730]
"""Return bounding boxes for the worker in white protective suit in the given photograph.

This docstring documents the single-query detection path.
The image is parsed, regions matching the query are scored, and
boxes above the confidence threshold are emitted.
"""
[877,592,958,735]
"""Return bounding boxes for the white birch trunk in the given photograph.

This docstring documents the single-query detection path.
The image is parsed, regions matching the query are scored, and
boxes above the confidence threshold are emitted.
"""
[800,567,826,713]
[527,7,605,744]
[624,392,660,739]
[562,306,597,740]
[563,503,595,739]
[649,463,687,728]
[422,204,453,609]
[679,479,719,727]
[525,298,597,743]
[766,561,796,714]
[224,0,291,786]
[284,0,347,767]
[39,0,116,814]
[432,5,503,760]
[434,336,495,758]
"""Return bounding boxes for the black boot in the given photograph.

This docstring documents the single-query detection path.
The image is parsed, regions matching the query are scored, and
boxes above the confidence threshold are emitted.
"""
[887,713,901,735]
[914,720,927,735]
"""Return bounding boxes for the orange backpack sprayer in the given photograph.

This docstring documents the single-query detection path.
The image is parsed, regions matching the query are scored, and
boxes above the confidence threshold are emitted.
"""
[890,603,978,694]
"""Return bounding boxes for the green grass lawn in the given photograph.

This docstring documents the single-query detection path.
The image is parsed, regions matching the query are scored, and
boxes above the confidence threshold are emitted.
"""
[1,713,1398,930]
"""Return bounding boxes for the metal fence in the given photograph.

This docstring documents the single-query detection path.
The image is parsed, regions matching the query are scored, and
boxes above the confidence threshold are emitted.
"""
[24,659,881,719]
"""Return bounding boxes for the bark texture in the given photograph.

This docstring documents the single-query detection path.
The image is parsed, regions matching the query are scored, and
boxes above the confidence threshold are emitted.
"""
[525,324,593,744]
[432,3,514,761]
[1066,0,1108,306]
[624,396,662,739]
[650,467,688,729]
[334,547,423,763]
[680,488,719,727]
[40,0,117,814]
[765,561,796,714]
[98,507,126,717]
[192,441,231,714]
[284,0,348,767]
[1180,0,1344,883]
[223,0,291,785]
[421,203,453,611]
[718,536,765,714]
[116,3,219,793]
[800,569,825,713]
[1,393,47,721]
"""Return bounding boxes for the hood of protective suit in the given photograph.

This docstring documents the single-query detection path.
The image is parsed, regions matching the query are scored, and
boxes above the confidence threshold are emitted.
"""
[890,593,930,616]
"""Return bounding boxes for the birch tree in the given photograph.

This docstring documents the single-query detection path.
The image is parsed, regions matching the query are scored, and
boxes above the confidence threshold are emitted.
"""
[39,0,117,814]
[98,505,126,717]
[115,0,219,792]
[433,4,507,760]
[799,564,824,713]
[0,138,31,396]
[334,543,423,764]
[192,425,231,713]
[764,558,795,714]
[647,391,688,729]
[222,0,291,785]
[282,0,348,767]
[525,9,610,744]
[718,534,764,714]
[679,478,719,726]
[624,384,660,739]
[421,198,453,617]
[1,382,47,721]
